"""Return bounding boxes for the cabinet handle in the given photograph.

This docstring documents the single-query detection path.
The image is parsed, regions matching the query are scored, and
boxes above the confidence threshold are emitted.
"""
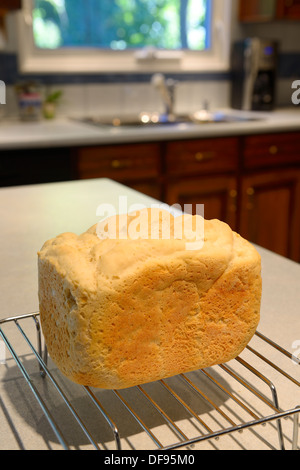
[194,151,215,162]
[246,187,255,211]
[229,189,237,213]
[111,159,133,169]
[269,145,279,155]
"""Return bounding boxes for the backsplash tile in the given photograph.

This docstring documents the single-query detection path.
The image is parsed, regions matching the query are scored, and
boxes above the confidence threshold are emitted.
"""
[55,81,231,119]
[86,83,133,118]
[57,84,89,118]
[1,50,299,118]
[278,53,300,79]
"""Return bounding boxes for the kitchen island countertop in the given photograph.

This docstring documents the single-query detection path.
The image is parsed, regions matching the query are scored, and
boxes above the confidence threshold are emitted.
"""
[0,179,299,450]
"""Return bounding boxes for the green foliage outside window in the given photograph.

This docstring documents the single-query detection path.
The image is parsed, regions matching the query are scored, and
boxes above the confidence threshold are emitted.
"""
[33,0,210,51]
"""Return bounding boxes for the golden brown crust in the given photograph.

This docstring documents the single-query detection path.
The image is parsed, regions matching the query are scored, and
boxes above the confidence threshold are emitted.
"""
[38,210,262,389]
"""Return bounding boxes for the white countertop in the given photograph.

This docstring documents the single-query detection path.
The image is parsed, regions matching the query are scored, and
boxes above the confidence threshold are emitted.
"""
[0,108,300,150]
[0,179,299,450]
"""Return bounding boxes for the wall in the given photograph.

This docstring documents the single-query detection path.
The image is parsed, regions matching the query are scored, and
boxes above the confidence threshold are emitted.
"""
[0,1,299,120]
[0,60,231,120]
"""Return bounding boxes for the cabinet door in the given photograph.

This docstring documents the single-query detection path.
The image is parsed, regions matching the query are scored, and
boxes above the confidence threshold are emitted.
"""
[239,0,277,22]
[165,176,238,231]
[0,0,21,9]
[277,0,300,19]
[239,169,300,262]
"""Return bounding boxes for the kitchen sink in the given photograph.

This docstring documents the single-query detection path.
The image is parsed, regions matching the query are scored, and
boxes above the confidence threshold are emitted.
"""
[78,114,193,128]
[75,110,265,129]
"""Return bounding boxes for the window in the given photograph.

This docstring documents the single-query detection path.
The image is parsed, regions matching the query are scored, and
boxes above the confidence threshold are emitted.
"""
[17,0,232,73]
[33,0,211,52]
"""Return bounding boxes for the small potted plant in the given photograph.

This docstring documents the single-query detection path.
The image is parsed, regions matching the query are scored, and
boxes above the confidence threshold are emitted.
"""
[43,89,63,119]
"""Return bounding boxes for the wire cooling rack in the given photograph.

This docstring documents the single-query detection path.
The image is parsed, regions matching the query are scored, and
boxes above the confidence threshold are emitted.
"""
[0,313,299,451]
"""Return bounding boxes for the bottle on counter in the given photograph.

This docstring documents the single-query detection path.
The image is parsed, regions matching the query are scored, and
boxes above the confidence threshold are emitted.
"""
[15,81,43,121]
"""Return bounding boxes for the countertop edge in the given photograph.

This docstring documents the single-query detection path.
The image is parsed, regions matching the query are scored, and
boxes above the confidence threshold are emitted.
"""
[1,109,300,150]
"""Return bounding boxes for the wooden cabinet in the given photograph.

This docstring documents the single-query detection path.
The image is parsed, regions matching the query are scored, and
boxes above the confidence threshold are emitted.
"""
[76,143,162,200]
[243,132,300,170]
[239,0,300,21]
[277,0,300,19]
[240,131,300,261]
[239,169,300,261]
[0,0,21,9]
[239,0,277,22]
[164,137,239,230]
[166,176,238,231]
[165,137,239,177]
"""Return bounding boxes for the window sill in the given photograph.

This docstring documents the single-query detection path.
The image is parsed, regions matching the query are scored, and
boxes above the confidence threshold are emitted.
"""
[18,52,231,76]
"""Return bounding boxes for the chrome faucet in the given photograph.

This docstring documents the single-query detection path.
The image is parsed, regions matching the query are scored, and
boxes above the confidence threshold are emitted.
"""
[151,73,178,120]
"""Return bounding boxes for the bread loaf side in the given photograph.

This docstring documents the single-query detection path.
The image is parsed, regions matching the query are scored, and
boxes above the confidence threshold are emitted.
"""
[38,209,262,389]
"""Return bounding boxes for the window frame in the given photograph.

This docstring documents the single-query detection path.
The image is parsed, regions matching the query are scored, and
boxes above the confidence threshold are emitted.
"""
[17,0,232,74]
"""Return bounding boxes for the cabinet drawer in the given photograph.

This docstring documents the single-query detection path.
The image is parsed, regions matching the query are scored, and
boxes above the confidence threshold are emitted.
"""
[77,143,161,180]
[243,132,300,169]
[165,138,239,177]
[0,0,21,10]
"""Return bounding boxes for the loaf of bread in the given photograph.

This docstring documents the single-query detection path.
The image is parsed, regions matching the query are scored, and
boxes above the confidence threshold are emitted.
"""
[38,208,262,390]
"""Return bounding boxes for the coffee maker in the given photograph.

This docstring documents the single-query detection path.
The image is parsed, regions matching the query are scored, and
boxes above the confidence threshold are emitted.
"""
[231,38,279,111]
